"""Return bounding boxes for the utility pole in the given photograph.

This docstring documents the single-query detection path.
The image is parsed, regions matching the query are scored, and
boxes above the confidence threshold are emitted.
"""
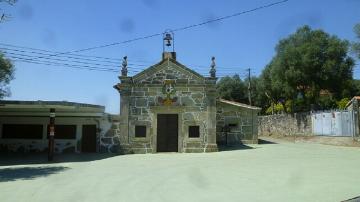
[247,68,252,106]
[48,108,55,161]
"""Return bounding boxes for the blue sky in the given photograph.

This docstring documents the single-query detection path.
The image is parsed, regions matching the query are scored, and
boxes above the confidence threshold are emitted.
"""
[1,0,359,114]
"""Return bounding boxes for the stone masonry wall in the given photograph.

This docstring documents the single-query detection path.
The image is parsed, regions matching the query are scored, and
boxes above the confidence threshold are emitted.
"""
[125,85,215,153]
[216,103,258,145]
[99,115,135,154]
[100,121,128,153]
[258,112,312,136]
[137,68,200,84]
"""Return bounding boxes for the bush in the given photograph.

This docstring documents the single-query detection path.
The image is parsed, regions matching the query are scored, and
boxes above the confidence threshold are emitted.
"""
[265,102,284,114]
[318,96,337,110]
[337,98,350,110]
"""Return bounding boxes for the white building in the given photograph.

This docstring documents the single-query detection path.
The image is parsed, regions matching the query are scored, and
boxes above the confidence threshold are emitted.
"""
[0,100,112,153]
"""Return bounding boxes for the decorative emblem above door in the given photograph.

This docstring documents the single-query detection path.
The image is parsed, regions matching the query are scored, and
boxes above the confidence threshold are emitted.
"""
[158,79,178,106]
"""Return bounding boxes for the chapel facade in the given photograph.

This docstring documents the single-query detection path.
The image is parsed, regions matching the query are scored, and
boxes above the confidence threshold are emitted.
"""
[114,51,218,153]
[111,33,259,154]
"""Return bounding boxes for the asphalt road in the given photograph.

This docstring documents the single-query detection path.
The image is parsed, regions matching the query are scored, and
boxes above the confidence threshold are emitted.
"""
[1,139,359,202]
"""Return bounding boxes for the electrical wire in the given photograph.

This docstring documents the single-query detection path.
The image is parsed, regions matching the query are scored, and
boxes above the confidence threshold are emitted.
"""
[0,0,290,75]
[0,44,263,76]
[0,45,252,72]
[0,44,151,67]
[22,0,289,61]
[1,47,257,74]
[0,41,267,73]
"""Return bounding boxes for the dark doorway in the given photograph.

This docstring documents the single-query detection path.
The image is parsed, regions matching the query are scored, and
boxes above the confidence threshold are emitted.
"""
[82,125,97,153]
[157,114,178,152]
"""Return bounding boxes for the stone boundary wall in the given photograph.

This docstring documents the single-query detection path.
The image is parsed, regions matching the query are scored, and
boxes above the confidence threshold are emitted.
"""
[258,112,312,136]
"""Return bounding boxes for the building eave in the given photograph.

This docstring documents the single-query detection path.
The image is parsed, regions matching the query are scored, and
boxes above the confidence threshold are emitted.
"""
[345,96,360,108]
[0,100,105,115]
[218,99,261,110]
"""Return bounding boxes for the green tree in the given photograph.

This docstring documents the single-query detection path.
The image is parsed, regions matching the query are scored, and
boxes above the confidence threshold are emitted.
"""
[216,74,247,103]
[260,62,286,109]
[0,53,14,98]
[262,25,354,111]
[351,79,360,96]
[352,23,360,59]
[247,76,267,108]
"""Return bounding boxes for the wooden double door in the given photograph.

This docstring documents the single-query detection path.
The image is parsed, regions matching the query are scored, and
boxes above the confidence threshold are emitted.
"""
[157,114,178,152]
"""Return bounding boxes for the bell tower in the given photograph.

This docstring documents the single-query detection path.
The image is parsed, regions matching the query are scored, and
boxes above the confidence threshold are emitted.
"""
[162,30,176,60]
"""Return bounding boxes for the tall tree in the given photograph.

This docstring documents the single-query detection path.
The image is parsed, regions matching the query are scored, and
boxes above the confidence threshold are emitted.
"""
[216,74,247,103]
[262,25,354,110]
[350,79,360,96]
[0,53,14,98]
[352,23,360,59]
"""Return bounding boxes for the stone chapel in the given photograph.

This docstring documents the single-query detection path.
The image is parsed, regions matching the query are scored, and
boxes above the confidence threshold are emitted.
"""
[111,33,260,154]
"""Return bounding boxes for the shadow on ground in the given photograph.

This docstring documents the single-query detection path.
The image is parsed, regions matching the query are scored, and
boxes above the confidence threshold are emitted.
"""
[0,166,70,182]
[218,144,254,151]
[342,196,360,202]
[258,139,278,144]
[0,153,117,166]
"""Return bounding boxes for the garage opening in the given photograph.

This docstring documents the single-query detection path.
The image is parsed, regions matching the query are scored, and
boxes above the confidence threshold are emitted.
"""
[82,125,97,152]
[157,114,178,152]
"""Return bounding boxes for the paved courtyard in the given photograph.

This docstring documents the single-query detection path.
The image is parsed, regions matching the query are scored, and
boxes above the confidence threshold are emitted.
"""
[0,139,359,202]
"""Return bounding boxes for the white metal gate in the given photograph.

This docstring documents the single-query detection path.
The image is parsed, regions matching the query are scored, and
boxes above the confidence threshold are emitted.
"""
[311,110,356,137]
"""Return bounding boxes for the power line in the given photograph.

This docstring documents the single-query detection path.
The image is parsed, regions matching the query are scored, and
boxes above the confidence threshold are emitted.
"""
[13,59,119,73]
[0,0,290,74]
[0,42,267,72]
[1,46,259,73]
[5,53,254,75]
[7,55,141,73]
[1,45,264,75]
[24,0,289,60]
[3,51,122,68]
[172,0,288,33]
[0,47,120,65]
[0,49,151,71]
[0,44,254,72]
[0,43,151,66]
[9,55,251,76]
[0,42,121,62]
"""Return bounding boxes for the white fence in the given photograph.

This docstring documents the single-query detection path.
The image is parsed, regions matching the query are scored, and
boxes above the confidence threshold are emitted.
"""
[311,110,356,137]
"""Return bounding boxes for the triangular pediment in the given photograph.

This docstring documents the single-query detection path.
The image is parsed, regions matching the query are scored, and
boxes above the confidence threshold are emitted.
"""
[132,58,206,84]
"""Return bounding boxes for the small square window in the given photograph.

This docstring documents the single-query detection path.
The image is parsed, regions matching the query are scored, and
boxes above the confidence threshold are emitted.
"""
[135,125,146,137]
[189,126,200,138]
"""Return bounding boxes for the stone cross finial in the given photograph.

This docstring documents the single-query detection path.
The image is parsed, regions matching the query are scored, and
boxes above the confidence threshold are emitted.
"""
[121,56,128,77]
[210,56,216,78]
